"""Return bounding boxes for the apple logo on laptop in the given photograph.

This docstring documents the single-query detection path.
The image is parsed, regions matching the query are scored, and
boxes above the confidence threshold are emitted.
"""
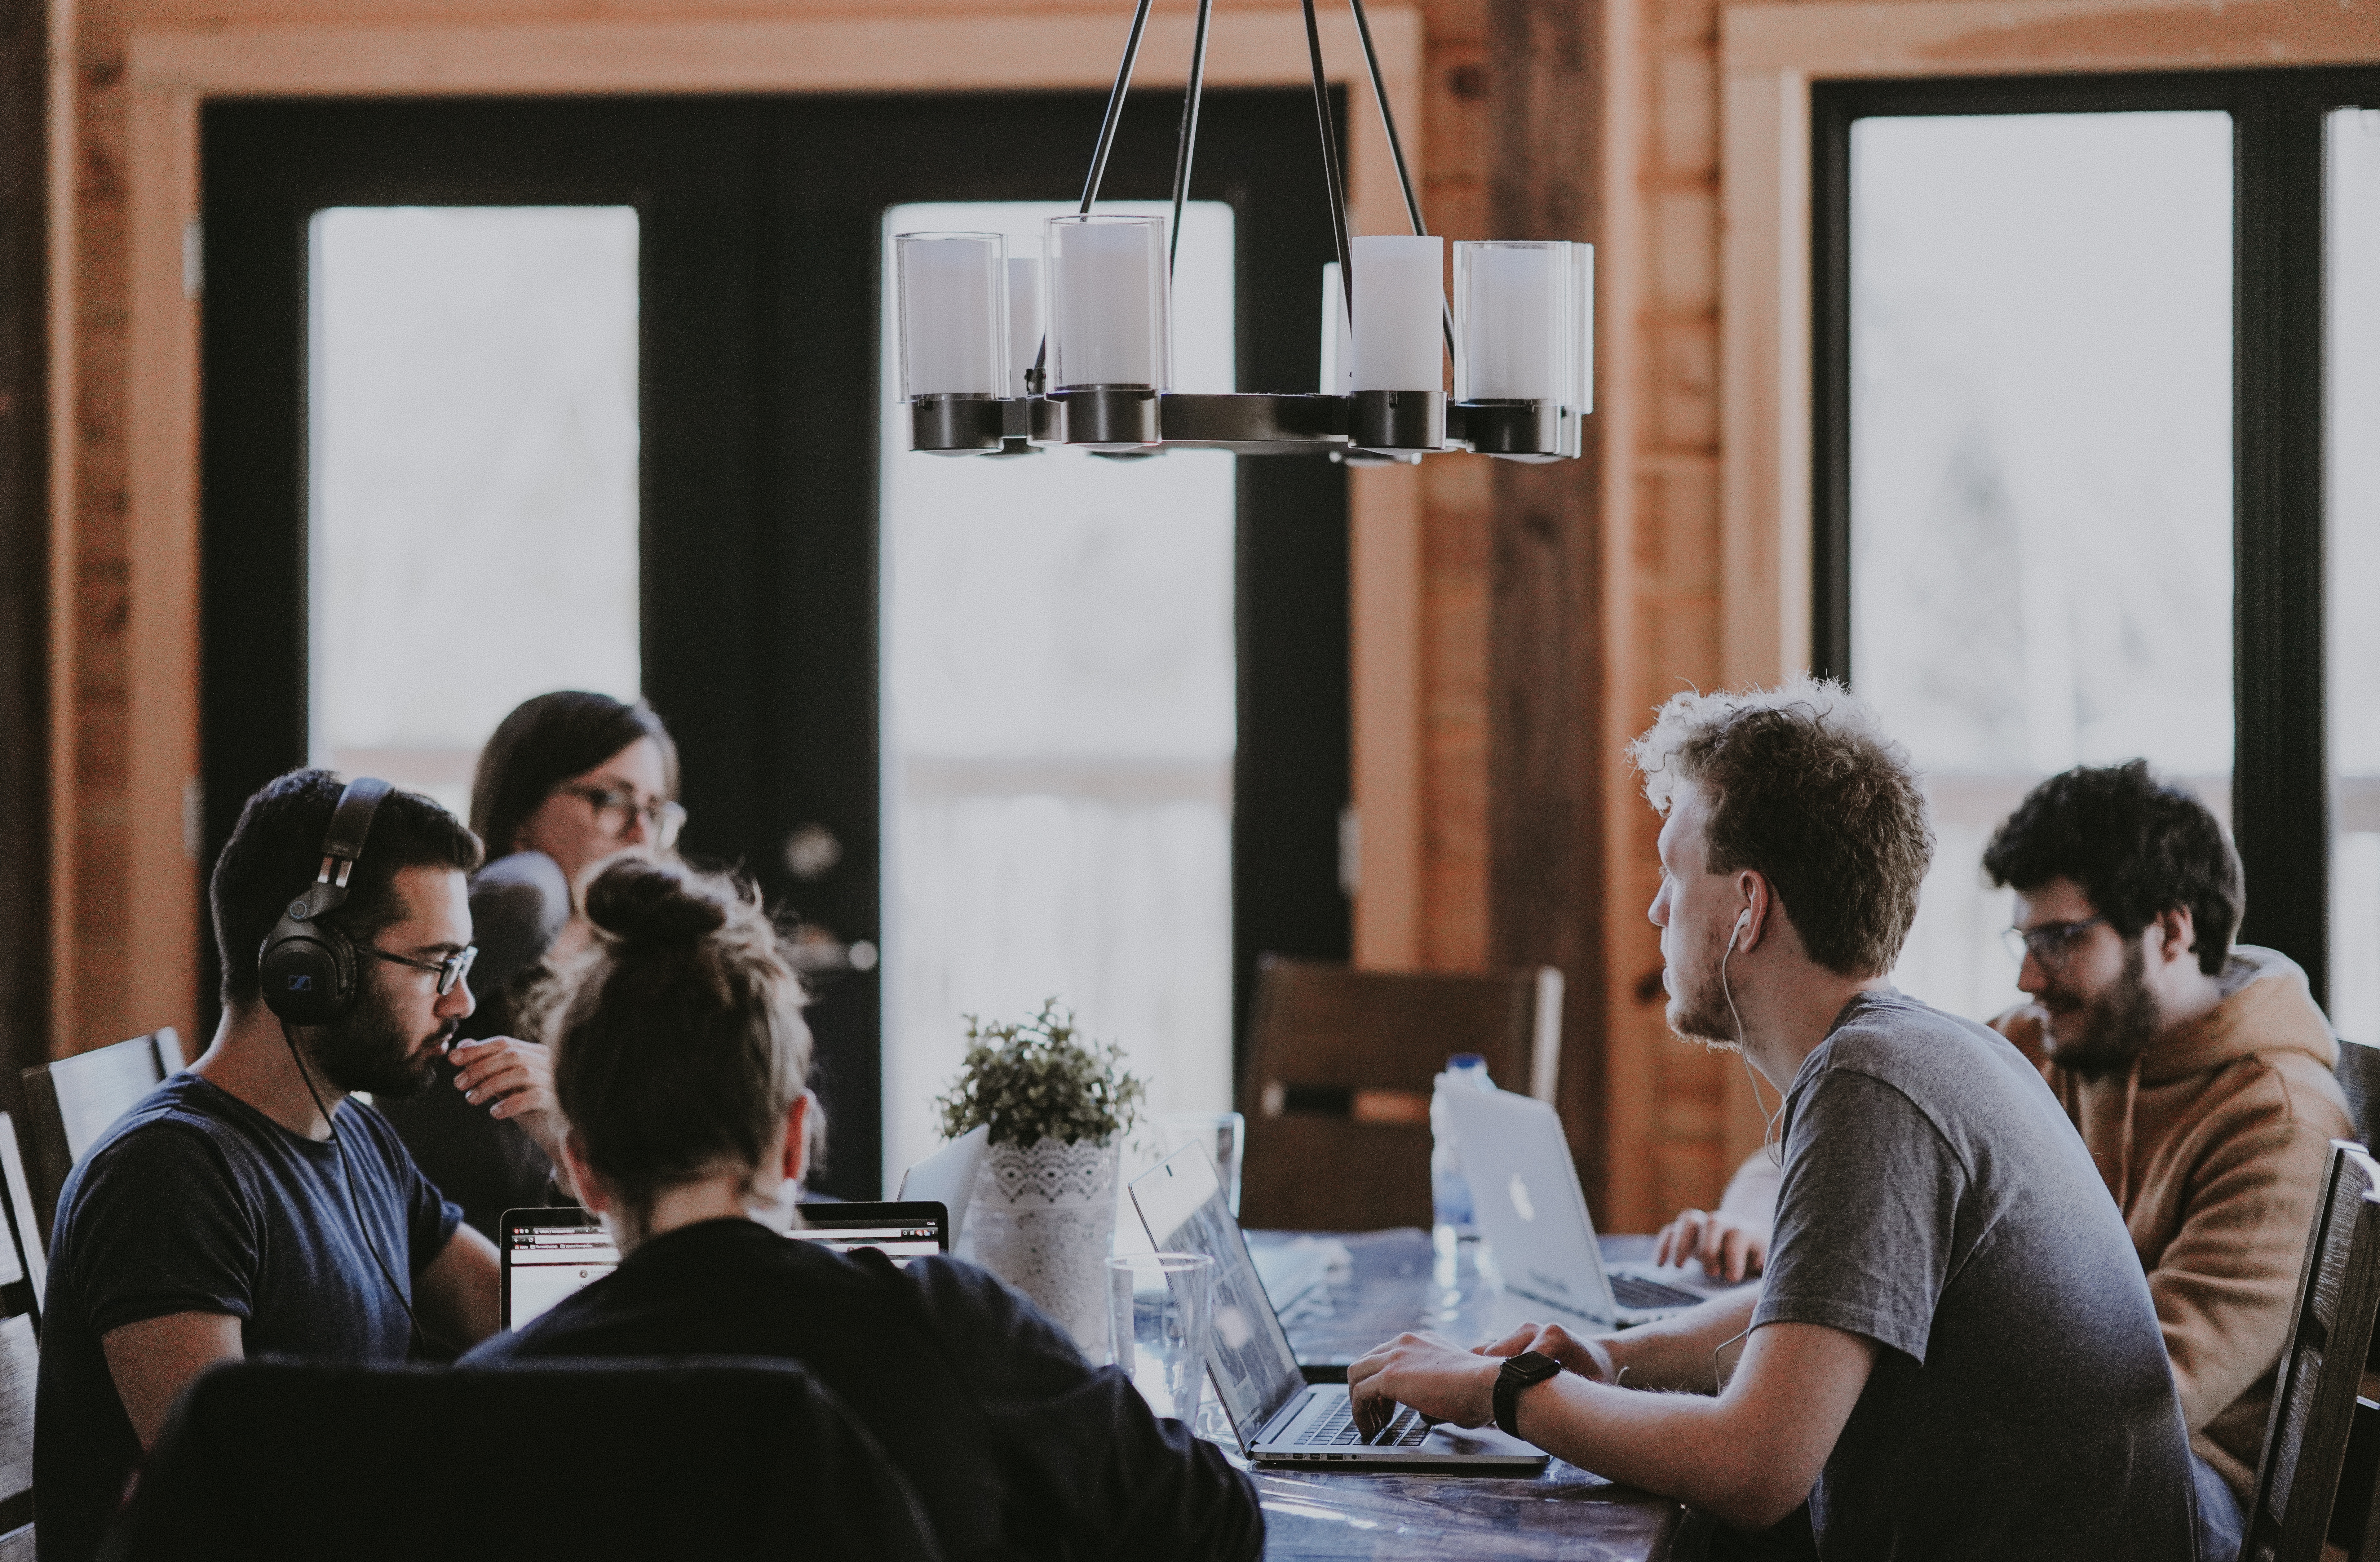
[1509,1172,1536,1223]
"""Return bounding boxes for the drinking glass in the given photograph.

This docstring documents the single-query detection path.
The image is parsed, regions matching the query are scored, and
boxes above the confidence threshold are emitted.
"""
[1159,1111,1246,1216]
[1107,1252,1216,1424]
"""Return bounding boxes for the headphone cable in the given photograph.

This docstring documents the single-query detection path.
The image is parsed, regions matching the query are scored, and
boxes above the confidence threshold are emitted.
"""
[278,1020,448,1357]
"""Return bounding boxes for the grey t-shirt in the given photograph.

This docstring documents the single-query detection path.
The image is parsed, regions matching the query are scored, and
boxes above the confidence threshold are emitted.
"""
[1754,990,2196,1561]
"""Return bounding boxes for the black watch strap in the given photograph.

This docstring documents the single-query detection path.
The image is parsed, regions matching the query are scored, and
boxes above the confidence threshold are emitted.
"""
[1493,1350,1563,1438]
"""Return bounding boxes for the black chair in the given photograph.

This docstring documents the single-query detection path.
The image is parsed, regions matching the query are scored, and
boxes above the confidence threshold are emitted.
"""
[2242,1141,2380,1562]
[2337,1037,2380,1149]
[103,1358,944,1562]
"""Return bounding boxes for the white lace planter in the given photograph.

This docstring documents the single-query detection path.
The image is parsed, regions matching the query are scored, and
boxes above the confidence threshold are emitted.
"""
[959,1136,1119,1355]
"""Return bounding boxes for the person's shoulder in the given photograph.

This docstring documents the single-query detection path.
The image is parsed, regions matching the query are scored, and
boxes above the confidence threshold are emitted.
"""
[1808,991,2008,1078]
[472,852,571,920]
[76,1075,252,1178]
[902,1253,1083,1361]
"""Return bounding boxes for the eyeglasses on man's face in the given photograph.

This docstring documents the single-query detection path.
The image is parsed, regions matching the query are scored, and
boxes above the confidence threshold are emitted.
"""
[559,783,687,850]
[369,943,478,997]
[2001,916,2109,972]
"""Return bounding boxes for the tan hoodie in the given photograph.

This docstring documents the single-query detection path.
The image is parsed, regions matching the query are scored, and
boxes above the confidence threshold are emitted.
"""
[1995,946,2352,1503]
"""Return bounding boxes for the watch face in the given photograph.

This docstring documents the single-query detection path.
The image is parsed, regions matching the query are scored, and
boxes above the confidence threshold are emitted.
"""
[1510,1350,1561,1381]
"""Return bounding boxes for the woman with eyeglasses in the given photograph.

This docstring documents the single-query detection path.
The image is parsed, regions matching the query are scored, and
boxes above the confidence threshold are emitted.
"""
[381,690,685,1241]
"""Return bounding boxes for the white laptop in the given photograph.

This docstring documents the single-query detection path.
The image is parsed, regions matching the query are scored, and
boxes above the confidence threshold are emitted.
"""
[1439,1086,1708,1329]
[1130,1144,1547,1471]
[897,1125,990,1247]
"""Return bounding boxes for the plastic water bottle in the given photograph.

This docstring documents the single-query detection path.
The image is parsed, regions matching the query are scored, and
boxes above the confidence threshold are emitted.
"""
[1430,1053,1496,1238]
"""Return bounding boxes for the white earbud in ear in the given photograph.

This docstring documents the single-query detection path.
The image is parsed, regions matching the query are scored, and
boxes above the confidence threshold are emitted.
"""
[1731,907,1751,948]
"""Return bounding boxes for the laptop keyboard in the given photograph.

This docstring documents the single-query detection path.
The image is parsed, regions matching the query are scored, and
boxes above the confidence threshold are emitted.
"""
[1611,1271,1703,1311]
[1297,1398,1429,1448]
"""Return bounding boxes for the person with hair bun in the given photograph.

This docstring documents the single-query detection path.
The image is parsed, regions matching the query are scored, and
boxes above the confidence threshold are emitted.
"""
[383,690,683,1241]
[462,856,1262,1562]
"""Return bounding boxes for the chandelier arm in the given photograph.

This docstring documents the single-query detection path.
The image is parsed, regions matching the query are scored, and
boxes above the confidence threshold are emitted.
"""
[1345,0,1427,237]
[1301,0,1356,314]
[1167,0,1216,276]
[1081,0,1159,213]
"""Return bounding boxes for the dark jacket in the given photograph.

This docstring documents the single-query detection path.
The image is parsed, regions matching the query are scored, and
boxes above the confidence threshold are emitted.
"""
[462,1218,1264,1562]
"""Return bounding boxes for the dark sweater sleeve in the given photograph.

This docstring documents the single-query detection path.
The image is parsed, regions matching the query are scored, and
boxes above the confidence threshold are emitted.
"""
[909,1256,1264,1562]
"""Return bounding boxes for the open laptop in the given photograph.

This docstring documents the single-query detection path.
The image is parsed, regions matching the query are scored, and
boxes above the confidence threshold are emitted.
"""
[1129,1144,1547,1471]
[1438,1086,1707,1328]
[498,1201,952,1330]
[896,1124,989,1247]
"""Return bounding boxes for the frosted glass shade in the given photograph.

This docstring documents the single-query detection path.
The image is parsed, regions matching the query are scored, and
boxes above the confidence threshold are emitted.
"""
[1006,257,1045,397]
[1317,262,1354,395]
[896,232,1007,399]
[1455,240,1568,402]
[1571,243,1595,414]
[1349,234,1444,393]
[1046,215,1170,392]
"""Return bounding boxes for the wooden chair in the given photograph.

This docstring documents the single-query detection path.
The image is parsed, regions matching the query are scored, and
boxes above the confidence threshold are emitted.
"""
[19,1027,185,1241]
[2243,1141,2380,1562]
[1237,955,1563,1232]
[2338,1037,2380,1150]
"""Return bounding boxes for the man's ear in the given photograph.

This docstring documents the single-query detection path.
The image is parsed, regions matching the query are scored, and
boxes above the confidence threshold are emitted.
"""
[2152,905,2199,966]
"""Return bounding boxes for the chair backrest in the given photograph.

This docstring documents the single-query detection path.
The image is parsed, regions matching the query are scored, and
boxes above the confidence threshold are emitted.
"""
[0,1119,44,1556]
[105,1358,944,1562]
[2336,1037,2380,1149]
[2243,1140,2380,1562]
[1237,955,1563,1231]
[19,1028,184,1240]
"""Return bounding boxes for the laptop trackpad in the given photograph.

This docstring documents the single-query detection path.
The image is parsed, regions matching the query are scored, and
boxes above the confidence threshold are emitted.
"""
[1419,1421,1542,1458]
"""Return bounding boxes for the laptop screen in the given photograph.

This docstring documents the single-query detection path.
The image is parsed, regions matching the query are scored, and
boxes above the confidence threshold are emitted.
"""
[499,1202,953,1330]
[1129,1146,1306,1441]
[790,1201,948,1265]
[502,1210,619,1330]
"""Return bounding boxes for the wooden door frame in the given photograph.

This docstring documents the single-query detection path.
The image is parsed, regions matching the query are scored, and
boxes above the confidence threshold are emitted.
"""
[101,5,1422,1048]
[1713,0,2380,1170]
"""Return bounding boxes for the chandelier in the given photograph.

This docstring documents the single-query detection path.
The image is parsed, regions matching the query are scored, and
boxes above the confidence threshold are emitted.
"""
[891,0,1592,463]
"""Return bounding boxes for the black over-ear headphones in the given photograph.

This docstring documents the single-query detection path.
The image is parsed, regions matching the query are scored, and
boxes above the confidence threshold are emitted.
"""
[259,777,392,1026]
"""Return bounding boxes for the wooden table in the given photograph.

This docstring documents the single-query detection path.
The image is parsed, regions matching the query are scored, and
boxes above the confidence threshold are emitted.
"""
[1239,1228,1722,1561]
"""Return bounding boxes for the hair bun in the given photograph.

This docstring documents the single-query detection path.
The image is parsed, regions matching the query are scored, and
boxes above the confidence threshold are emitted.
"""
[584,857,729,947]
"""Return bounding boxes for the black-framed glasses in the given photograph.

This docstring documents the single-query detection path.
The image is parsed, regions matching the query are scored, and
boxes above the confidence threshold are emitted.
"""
[2001,917,2109,971]
[369,943,478,997]
[559,784,687,850]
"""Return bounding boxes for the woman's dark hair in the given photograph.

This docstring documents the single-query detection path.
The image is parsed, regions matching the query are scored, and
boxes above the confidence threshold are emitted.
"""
[534,856,811,1230]
[1982,760,2242,975]
[471,692,680,861]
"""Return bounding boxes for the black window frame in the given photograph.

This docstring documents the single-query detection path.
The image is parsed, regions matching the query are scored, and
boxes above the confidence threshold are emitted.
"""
[1813,66,2380,1005]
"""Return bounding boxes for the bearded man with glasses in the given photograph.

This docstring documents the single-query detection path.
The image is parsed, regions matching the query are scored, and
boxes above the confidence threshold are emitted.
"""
[1977,759,2350,1549]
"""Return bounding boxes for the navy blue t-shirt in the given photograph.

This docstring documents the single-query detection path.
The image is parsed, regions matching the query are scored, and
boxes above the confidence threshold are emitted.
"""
[34,1072,462,1562]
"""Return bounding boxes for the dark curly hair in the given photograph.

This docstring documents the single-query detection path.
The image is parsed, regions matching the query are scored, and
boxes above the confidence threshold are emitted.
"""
[1630,679,1933,979]
[1982,761,2241,976]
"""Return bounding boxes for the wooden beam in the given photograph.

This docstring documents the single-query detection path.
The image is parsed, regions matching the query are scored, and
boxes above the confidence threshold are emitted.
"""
[1485,0,1613,1209]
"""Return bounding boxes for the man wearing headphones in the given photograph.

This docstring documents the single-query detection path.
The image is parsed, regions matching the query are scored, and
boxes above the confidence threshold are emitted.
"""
[34,770,563,1562]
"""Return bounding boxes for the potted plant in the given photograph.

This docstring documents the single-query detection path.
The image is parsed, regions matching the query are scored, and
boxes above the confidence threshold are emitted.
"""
[935,1001,1146,1351]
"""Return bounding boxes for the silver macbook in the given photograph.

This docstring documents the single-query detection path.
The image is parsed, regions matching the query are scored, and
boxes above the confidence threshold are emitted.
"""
[1130,1144,1547,1472]
[1439,1086,1706,1329]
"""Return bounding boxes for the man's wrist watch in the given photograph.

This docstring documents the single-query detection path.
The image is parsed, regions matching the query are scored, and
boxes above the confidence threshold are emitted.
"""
[1493,1350,1563,1438]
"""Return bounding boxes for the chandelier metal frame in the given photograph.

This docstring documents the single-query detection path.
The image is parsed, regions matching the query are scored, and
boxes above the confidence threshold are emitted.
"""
[903,0,1590,464]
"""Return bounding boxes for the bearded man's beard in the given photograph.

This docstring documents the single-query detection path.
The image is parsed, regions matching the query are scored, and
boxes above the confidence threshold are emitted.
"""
[2043,942,2162,1081]
[312,991,450,1100]
[1665,916,1745,1053]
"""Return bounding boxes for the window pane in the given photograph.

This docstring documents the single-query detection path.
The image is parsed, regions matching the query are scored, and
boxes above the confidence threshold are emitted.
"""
[309,207,642,818]
[880,202,1237,1190]
[1849,113,2234,1021]
[2329,109,2380,1042]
